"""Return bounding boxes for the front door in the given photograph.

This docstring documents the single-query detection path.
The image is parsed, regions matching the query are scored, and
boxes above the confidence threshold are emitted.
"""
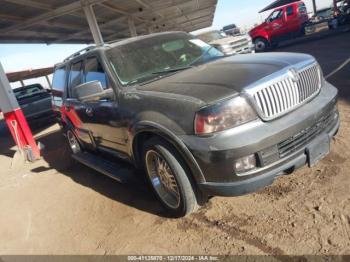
[65,60,94,148]
[80,56,128,154]
[266,9,287,42]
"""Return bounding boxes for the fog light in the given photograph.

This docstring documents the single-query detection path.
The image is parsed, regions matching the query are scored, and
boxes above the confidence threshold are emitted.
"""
[235,154,256,173]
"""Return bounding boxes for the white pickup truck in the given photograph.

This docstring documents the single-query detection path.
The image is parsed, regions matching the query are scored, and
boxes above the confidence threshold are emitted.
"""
[196,30,255,56]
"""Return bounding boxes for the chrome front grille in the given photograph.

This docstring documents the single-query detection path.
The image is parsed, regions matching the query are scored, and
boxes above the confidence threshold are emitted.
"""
[250,63,322,120]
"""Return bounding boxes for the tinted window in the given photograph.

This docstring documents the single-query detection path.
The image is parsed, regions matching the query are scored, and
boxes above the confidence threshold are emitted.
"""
[52,67,66,92]
[298,3,307,14]
[223,24,236,30]
[108,33,223,86]
[85,57,108,89]
[69,61,83,91]
[14,84,45,100]
[286,6,294,16]
[197,31,224,42]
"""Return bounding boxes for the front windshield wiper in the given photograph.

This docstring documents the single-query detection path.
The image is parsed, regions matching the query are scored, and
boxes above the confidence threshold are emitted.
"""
[151,66,192,75]
[189,46,215,67]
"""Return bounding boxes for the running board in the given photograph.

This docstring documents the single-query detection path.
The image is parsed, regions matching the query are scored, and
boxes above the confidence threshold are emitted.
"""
[72,152,138,184]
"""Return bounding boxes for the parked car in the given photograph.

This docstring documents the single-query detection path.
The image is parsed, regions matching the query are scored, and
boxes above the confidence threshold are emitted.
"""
[52,32,339,217]
[249,1,309,52]
[222,24,241,35]
[13,84,54,127]
[196,30,255,55]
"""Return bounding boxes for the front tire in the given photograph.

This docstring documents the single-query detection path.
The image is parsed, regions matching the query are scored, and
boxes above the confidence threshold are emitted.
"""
[254,37,270,52]
[143,137,198,217]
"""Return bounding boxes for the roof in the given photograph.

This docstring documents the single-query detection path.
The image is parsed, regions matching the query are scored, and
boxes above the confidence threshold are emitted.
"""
[259,0,301,13]
[0,0,218,44]
[6,67,53,83]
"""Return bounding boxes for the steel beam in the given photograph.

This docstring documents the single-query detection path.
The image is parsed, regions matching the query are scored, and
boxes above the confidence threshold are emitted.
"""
[82,4,104,45]
[128,16,137,37]
[312,0,317,15]
[0,0,107,35]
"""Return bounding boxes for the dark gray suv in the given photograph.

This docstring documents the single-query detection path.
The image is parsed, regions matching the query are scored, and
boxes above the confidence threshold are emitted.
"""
[52,32,339,217]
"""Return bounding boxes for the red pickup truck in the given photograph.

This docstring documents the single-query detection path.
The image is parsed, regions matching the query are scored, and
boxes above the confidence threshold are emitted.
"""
[249,1,309,52]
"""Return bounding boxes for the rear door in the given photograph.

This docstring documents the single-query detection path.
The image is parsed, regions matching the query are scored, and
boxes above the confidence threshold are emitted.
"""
[285,4,301,36]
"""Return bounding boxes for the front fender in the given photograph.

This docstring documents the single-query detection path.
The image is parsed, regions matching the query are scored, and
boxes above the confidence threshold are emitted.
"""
[130,121,206,184]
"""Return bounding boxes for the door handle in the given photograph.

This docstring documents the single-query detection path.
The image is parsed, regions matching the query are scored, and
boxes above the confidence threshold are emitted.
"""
[85,107,93,117]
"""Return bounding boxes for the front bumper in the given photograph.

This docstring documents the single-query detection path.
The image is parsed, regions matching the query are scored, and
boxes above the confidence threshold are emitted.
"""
[199,117,339,196]
[180,82,339,196]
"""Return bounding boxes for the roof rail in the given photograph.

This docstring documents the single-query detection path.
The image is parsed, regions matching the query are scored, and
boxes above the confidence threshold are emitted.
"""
[63,45,98,62]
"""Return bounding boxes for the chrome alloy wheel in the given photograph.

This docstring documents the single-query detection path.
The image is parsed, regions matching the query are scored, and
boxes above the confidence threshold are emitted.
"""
[145,150,181,209]
[67,130,81,154]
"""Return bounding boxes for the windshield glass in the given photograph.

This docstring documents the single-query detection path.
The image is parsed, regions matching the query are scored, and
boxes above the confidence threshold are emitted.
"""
[14,84,46,100]
[197,31,225,42]
[107,33,224,86]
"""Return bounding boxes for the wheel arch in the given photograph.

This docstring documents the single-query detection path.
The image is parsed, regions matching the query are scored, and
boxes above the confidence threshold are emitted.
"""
[131,121,206,185]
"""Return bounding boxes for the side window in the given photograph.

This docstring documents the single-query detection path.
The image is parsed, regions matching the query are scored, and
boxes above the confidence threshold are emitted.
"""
[298,3,307,14]
[268,9,283,22]
[286,6,294,16]
[85,57,108,89]
[52,67,66,93]
[68,61,83,96]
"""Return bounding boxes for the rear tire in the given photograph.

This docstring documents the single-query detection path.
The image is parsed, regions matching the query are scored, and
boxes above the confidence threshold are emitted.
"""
[67,129,81,154]
[254,37,270,52]
[143,137,198,217]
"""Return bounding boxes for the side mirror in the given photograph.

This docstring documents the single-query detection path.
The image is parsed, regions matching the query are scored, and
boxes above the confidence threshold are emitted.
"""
[73,81,113,102]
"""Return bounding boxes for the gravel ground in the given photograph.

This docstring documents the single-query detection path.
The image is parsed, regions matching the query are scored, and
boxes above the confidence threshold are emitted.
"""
[0,29,349,256]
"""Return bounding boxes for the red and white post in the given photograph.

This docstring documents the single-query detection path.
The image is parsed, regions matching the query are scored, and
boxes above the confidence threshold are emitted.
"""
[0,62,40,161]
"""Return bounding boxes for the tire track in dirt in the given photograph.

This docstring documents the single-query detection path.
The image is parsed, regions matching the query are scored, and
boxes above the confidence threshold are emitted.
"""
[179,203,287,257]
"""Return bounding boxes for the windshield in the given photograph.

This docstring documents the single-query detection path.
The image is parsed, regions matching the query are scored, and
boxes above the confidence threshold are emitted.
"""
[14,84,46,100]
[107,33,224,86]
[223,24,236,30]
[197,31,225,42]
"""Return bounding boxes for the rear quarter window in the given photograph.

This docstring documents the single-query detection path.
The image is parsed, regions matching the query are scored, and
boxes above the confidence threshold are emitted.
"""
[52,67,67,93]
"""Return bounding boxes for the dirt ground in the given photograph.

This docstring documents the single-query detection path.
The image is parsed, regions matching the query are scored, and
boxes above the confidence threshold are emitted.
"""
[0,29,350,256]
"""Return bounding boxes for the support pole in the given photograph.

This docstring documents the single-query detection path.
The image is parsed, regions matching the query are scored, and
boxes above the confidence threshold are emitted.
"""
[333,0,339,13]
[45,75,52,89]
[0,63,40,161]
[82,3,104,46]
[312,0,317,15]
[128,16,137,37]
[20,80,25,87]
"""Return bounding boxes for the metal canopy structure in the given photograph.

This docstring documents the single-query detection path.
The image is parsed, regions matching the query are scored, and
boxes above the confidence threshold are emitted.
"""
[6,67,53,83]
[259,0,340,14]
[259,0,299,13]
[0,0,218,44]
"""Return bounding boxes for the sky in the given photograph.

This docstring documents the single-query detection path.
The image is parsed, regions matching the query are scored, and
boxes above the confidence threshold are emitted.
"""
[0,0,334,87]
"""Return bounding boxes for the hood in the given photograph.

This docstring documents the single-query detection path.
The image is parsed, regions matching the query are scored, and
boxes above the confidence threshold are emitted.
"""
[137,52,315,104]
[250,22,267,34]
[209,35,248,46]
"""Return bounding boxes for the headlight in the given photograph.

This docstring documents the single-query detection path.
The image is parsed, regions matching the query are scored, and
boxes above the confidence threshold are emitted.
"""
[194,96,258,135]
[246,34,253,43]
